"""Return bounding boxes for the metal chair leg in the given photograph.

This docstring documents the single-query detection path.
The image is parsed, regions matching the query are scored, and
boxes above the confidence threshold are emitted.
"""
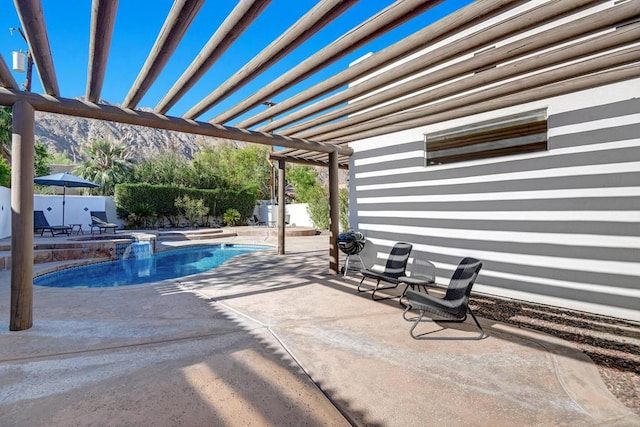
[371,281,400,300]
[357,276,373,293]
[403,305,486,340]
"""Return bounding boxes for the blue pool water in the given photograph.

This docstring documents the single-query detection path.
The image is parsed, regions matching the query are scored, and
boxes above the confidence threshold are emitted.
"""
[34,244,269,288]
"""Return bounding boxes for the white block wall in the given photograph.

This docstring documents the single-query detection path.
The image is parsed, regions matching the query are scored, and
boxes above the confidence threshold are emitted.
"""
[349,80,640,321]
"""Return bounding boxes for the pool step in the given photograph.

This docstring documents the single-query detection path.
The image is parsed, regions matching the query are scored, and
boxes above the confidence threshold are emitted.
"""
[157,228,237,241]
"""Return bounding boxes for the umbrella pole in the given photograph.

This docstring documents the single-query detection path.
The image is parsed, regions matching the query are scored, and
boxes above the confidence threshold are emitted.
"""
[62,185,66,225]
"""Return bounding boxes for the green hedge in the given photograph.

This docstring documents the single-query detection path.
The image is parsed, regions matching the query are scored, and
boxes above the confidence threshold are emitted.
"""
[114,183,257,224]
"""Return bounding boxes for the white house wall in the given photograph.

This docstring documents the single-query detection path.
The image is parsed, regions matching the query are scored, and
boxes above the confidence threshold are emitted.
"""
[349,80,640,322]
[0,187,10,238]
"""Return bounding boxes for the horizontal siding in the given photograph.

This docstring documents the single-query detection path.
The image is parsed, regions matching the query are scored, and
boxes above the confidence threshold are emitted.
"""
[549,99,640,127]
[356,146,640,184]
[350,97,640,321]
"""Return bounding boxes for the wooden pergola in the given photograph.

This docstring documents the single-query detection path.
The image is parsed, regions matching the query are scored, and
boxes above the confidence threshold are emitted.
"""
[1,0,639,330]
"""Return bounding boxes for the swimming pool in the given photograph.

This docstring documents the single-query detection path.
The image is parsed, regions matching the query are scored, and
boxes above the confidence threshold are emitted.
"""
[34,244,269,288]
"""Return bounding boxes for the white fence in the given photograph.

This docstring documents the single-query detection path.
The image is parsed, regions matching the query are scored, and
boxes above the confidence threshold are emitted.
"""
[0,187,10,238]
[255,201,314,228]
[0,187,119,238]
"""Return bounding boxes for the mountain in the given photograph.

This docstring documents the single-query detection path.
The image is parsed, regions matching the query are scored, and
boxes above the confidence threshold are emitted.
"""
[34,108,224,162]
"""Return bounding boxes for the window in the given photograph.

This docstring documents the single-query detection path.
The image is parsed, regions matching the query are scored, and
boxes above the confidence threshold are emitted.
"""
[424,109,548,166]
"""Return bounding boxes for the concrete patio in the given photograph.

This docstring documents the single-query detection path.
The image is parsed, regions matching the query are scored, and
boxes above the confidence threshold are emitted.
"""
[0,234,637,426]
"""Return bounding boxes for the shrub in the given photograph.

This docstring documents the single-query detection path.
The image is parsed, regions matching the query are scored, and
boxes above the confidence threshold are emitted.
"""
[175,195,209,227]
[114,183,257,227]
[126,202,157,229]
[223,208,241,226]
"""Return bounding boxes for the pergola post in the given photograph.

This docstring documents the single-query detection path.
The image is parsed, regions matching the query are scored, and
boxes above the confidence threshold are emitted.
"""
[328,149,339,274]
[10,100,35,331]
[277,158,285,255]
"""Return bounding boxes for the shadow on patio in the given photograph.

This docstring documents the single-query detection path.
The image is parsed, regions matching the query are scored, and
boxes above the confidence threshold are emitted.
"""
[0,239,637,425]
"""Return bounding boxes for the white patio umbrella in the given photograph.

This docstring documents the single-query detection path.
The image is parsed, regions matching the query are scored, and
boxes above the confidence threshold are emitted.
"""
[34,172,100,225]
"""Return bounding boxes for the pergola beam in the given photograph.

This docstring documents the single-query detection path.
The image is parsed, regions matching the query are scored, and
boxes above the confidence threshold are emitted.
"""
[14,0,59,96]
[294,21,640,140]
[212,0,446,125]
[0,55,19,90]
[122,0,205,109]
[235,0,530,130]
[261,0,604,134]
[269,152,349,169]
[86,0,119,103]
[0,88,352,156]
[155,0,270,115]
[328,63,640,144]
[184,0,358,120]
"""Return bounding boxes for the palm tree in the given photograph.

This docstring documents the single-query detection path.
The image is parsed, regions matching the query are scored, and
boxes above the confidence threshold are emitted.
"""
[75,139,134,196]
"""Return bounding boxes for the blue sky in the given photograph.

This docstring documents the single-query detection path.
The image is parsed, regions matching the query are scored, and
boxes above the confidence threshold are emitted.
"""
[1,0,472,127]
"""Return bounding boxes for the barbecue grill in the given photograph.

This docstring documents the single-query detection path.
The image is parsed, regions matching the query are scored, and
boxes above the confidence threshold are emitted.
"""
[338,230,366,277]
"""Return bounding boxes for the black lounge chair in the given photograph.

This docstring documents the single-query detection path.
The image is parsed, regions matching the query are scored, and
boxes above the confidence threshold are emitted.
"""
[249,214,267,227]
[403,257,485,340]
[90,211,118,234]
[357,242,412,300]
[34,210,72,237]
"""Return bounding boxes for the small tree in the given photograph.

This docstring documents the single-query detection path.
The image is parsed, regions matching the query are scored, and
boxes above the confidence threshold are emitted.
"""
[287,165,319,202]
[34,142,51,177]
[175,195,209,227]
[306,186,330,230]
[75,139,134,196]
[49,151,73,165]
[133,151,195,187]
[339,187,349,231]
[193,143,270,197]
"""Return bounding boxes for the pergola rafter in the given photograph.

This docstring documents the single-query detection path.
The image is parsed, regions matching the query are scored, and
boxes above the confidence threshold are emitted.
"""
[264,0,607,136]
[122,0,206,109]
[155,0,271,115]
[14,0,59,96]
[293,22,640,140]
[86,0,119,103]
[210,0,447,125]
[327,63,640,144]
[238,0,525,131]
[0,55,19,90]
[185,0,359,120]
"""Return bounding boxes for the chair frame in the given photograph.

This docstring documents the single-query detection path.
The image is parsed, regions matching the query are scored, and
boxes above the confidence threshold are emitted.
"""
[249,214,267,227]
[357,242,413,300]
[402,257,485,340]
[89,211,118,234]
[34,210,72,237]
